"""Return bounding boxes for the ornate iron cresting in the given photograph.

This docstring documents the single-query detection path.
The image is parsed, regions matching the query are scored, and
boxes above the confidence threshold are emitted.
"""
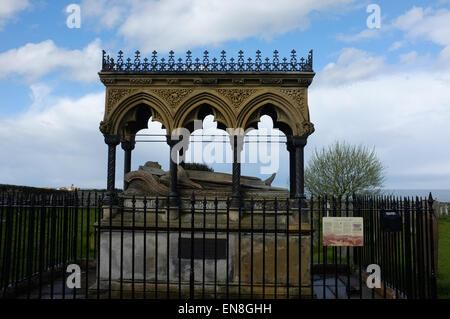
[101,49,313,73]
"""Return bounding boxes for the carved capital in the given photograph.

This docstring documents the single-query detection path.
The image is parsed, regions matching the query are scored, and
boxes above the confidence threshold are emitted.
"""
[121,140,135,151]
[228,133,245,153]
[299,121,315,136]
[290,135,308,147]
[166,135,181,147]
[104,134,121,146]
[99,120,112,134]
[286,137,295,152]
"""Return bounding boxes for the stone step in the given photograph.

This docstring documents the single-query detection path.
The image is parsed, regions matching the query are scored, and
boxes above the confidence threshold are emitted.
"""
[98,210,311,232]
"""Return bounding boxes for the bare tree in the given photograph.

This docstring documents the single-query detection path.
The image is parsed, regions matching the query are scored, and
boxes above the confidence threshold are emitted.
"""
[305,141,385,198]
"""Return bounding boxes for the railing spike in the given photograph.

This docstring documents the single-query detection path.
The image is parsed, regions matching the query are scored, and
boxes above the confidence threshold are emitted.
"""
[100,49,313,73]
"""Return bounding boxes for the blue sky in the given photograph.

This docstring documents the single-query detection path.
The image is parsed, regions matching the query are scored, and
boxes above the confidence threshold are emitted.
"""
[0,0,449,193]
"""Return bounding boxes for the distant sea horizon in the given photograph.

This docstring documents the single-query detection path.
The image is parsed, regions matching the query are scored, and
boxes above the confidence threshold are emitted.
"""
[382,189,450,202]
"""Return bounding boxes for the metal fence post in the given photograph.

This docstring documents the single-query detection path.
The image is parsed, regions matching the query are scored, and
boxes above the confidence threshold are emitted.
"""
[189,192,195,299]
[403,198,413,298]
[427,193,437,299]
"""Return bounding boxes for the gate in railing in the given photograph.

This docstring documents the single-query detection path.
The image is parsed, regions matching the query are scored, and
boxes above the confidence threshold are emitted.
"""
[0,191,437,299]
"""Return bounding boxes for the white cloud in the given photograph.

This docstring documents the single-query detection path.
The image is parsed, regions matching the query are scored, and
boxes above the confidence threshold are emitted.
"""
[309,50,450,189]
[82,0,355,52]
[438,46,450,69]
[0,39,102,83]
[336,29,380,42]
[336,6,450,70]
[392,7,429,31]
[315,48,386,86]
[393,7,450,69]
[393,7,450,46]
[29,83,54,110]
[81,0,125,29]
[388,41,404,51]
[0,87,106,187]
[0,0,29,30]
[399,51,430,65]
[337,6,450,51]
[0,84,172,189]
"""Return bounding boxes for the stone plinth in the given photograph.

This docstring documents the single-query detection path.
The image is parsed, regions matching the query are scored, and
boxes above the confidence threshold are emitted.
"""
[93,197,312,299]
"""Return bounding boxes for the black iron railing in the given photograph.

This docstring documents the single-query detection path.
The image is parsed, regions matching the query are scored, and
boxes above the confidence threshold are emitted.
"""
[0,191,437,299]
[0,191,103,299]
[101,49,313,73]
[310,195,437,299]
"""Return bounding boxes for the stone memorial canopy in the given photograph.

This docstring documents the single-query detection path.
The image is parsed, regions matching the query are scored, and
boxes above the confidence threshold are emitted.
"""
[98,49,316,206]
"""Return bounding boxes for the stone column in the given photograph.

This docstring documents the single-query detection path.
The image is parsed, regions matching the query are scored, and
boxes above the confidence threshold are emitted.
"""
[179,148,185,169]
[121,140,135,190]
[166,136,179,207]
[179,134,189,169]
[104,134,121,204]
[292,136,308,205]
[286,136,296,199]
[230,134,244,209]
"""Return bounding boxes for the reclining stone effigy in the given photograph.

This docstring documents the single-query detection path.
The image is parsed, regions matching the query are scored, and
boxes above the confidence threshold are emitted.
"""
[124,161,288,199]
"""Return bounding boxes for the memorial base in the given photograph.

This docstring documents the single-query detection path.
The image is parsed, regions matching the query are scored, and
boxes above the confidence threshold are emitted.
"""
[91,197,313,299]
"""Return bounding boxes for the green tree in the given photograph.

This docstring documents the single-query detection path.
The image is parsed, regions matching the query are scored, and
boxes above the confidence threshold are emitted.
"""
[184,162,214,172]
[305,141,385,198]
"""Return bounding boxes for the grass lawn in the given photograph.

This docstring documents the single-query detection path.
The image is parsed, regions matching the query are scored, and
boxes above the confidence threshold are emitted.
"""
[437,216,450,299]
[0,207,98,286]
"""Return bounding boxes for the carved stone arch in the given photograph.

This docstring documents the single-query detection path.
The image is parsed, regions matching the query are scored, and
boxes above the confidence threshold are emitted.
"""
[238,92,306,136]
[99,49,316,211]
[108,91,173,138]
[174,91,236,133]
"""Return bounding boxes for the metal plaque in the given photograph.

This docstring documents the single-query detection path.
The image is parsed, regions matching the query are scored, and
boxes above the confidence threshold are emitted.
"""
[380,210,402,232]
[178,238,227,260]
